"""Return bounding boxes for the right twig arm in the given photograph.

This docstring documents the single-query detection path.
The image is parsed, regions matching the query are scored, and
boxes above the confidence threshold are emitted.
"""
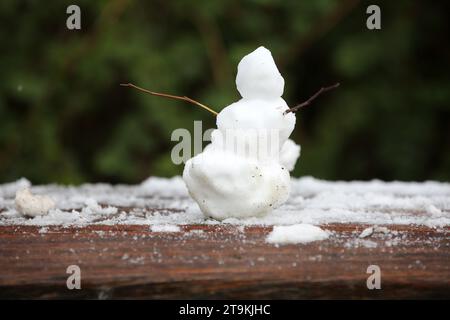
[284,83,340,115]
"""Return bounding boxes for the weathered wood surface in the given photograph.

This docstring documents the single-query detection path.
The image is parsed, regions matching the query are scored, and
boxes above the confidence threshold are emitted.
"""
[0,224,448,299]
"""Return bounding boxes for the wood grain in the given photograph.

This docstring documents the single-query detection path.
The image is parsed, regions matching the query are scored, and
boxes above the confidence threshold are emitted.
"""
[0,224,448,299]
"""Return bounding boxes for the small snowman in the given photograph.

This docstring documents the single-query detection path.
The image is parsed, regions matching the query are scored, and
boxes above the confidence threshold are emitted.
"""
[122,46,338,220]
[183,46,300,220]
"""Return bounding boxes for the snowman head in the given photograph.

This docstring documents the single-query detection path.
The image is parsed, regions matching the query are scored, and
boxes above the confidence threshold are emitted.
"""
[236,46,285,100]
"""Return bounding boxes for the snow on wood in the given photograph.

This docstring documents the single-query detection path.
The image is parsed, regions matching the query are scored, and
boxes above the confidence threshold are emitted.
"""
[0,176,449,227]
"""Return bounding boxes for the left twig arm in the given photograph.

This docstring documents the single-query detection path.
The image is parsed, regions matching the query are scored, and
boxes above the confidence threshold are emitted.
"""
[120,83,218,116]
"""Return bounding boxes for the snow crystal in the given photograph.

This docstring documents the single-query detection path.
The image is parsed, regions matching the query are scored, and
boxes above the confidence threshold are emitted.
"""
[140,176,188,197]
[344,239,378,249]
[81,198,117,215]
[359,226,390,238]
[0,178,31,198]
[426,204,442,215]
[359,227,374,238]
[150,224,181,232]
[38,227,49,234]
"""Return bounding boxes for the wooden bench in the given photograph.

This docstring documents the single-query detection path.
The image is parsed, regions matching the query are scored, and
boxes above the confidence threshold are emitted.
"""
[0,223,448,299]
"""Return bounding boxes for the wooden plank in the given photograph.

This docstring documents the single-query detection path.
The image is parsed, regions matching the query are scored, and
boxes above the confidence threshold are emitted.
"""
[0,224,448,299]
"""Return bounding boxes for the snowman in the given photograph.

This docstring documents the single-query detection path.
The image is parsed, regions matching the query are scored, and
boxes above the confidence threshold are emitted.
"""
[183,46,301,220]
[122,46,338,220]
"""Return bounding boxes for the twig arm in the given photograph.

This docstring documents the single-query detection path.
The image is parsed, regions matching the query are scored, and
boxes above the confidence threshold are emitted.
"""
[120,83,218,116]
[284,83,340,115]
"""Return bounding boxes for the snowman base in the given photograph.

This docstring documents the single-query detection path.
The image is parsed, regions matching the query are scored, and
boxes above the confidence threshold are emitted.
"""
[183,148,290,220]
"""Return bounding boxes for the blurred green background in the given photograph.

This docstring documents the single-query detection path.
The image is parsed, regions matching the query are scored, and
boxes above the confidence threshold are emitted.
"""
[1,0,449,184]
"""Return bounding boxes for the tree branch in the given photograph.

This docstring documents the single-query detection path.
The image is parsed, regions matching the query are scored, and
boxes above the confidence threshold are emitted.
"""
[120,83,218,116]
[284,83,340,115]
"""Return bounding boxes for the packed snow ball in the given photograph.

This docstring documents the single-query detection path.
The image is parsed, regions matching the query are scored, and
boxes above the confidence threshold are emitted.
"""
[15,188,55,217]
[266,224,329,244]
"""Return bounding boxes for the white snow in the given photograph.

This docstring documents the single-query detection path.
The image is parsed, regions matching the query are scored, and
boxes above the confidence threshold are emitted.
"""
[359,227,374,238]
[140,176,187,197]
[183,46,299,219]
[426,204,442,215]
[81,198,117,216]
[0,178,31,198]
[15,188,55,217]
[184,148,290,220]
[236,46,285,99]
[0,176,449,227]
[359,226,390,238]
[280,139,301,172]
[266,224,329,244]
[150,224,181,232]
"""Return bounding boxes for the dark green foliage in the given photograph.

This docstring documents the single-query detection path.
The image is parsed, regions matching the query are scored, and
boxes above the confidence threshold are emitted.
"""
[0,0,449,184]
